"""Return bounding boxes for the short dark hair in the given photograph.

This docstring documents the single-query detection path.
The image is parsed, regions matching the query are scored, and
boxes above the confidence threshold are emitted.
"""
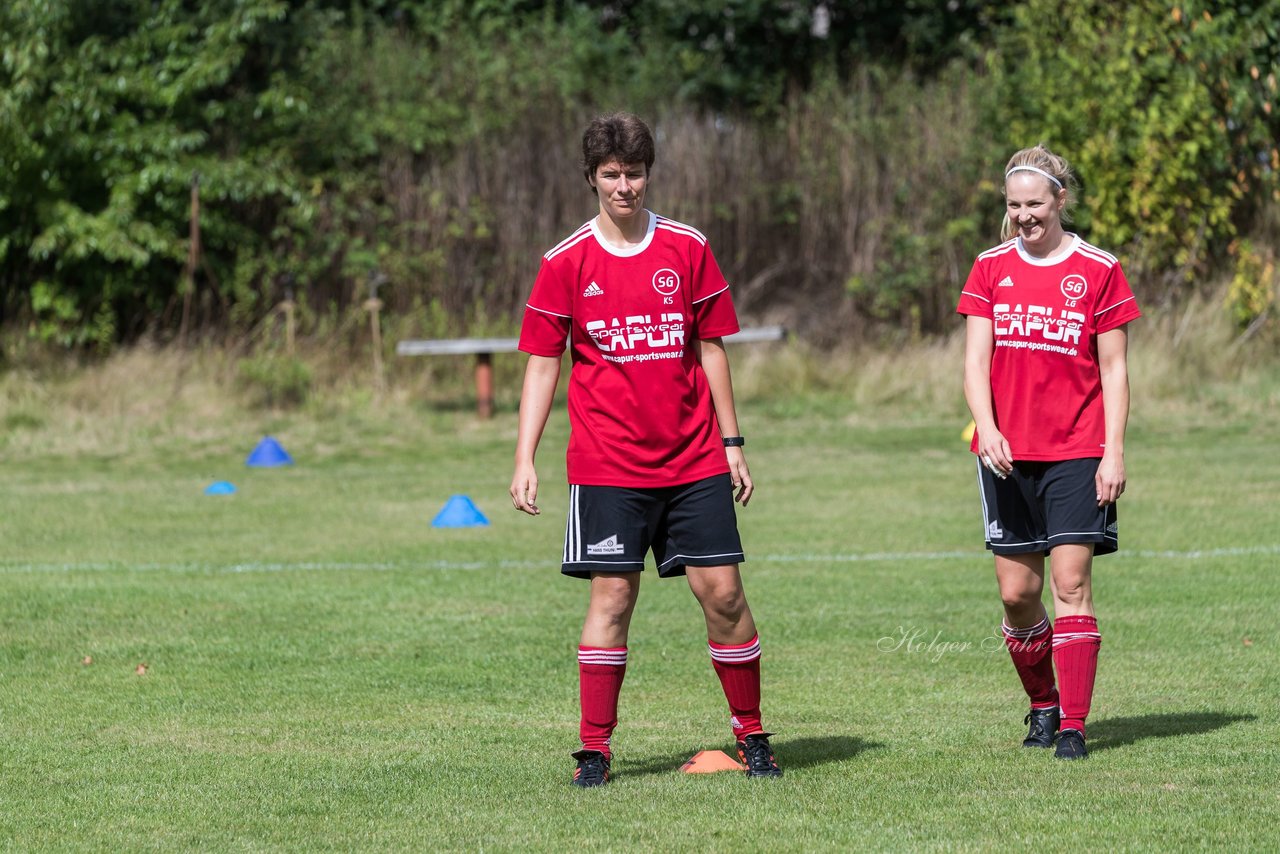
[581,112,655,185]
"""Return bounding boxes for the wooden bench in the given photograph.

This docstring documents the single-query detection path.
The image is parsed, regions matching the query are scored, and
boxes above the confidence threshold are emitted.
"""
[397,325,786,417]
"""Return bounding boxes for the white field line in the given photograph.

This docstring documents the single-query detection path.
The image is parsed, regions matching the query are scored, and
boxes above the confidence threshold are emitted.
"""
[1,544,1277,575]
[761,544,1280,563]
[0,559,541,574]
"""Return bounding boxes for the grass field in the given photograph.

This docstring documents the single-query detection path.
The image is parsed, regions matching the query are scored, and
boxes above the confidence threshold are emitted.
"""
[2,384,1278,851]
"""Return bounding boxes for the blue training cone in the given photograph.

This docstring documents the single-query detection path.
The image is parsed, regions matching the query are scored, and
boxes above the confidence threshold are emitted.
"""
[204,480,237,495]
[431,495,490,528]
[246,436,293,467]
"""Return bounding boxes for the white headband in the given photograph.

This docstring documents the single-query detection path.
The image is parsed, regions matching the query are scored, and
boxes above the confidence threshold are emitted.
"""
[1006,165,1064,189]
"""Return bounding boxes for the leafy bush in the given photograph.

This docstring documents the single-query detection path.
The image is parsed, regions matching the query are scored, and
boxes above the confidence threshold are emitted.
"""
[1226,239,1277,329]
[3,0,1279,351]
[0,0,313,337]
[989,0,1280,285]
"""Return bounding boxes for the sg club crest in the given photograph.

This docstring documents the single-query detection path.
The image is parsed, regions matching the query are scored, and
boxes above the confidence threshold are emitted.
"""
[1060,274,1088,306]
[652,268,680,304]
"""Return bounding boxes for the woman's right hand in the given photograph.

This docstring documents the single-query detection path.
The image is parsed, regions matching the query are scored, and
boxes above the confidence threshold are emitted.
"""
[977,427,1014,479]
[510,462,541,516]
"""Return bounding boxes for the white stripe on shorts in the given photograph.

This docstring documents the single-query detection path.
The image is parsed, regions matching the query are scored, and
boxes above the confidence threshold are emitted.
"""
[658,550,744,569]
[976,459,993,543]
[563,485,581,564]
[1047,529,1106,541]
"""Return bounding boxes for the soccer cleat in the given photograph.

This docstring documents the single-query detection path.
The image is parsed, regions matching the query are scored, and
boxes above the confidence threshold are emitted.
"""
[1022,706,1060,748]
[1054,729,1088,760]
[570,749,611,787]
[736,732,783,778]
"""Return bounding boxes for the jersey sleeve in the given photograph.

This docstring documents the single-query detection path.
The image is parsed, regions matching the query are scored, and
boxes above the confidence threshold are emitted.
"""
[956,257,993,318]
[690,242,740,339]
[1093,261,1142,333]
[518,258,572,357]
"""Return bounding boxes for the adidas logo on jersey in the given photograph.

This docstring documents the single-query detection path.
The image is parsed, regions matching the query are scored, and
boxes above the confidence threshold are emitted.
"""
[997,276,1015,288]
[987,520,1004,539]
[586,534,624,555]
[583,281,604,297]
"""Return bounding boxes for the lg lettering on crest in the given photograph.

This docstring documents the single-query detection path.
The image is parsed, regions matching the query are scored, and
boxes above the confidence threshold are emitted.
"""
[652,268,680,304]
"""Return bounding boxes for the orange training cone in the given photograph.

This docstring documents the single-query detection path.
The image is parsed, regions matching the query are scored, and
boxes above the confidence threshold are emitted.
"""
[680,750,747,774]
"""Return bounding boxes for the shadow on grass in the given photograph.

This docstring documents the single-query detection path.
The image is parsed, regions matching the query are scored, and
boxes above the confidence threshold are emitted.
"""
[778,735,886,770]
[622,734,883,778]
[1089,711,1256,752]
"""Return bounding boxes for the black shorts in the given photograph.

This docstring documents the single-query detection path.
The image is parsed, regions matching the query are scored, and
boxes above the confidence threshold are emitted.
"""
[976,457,1118,557]
[561,473,745,579]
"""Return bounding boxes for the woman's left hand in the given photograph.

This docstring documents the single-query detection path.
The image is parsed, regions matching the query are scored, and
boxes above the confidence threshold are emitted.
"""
[1095,453,1126,506]
[727,447,754,506]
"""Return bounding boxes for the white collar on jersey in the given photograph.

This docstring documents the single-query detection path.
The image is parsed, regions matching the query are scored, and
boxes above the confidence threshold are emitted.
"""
[591,210,656,257]
[1015,233,1080,266]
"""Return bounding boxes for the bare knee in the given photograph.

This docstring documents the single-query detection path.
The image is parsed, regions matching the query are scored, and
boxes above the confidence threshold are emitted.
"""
[999,591,1037,613]
[1050,545,1094,611]
[1053,572,1091,608]
[997,578,1041,612]
[994,556,1046,622]
[586,575,639,625]
[701,581,747,623]
[688,566,749,627]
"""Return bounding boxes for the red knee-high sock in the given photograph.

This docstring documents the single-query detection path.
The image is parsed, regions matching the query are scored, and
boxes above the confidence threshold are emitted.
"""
[1001,614,1058,709]
[709,634,764,738]
[1053,615,1101,737]
[578,646,627,759]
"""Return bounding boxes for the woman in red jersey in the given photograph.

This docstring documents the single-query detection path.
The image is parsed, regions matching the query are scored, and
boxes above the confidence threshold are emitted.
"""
[510,113,781,786]
[957,144,1141,760]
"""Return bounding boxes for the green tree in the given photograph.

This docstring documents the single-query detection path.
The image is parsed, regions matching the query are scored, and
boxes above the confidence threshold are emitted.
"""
[583,0,1001,113]
[0,0,311,345]
[989,0,1280,284]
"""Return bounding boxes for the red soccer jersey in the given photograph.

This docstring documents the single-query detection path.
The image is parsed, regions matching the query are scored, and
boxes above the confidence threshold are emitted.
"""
[518,211,741,487]
[956,235,1142,461]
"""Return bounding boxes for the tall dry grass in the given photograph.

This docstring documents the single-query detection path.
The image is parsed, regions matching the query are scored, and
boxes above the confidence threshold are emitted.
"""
[4,281,1275,461]
[354,64,998,347]
[731,281,1280,424]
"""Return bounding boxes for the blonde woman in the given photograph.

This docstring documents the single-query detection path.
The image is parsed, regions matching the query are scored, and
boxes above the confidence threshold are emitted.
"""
[958,145,1141,759]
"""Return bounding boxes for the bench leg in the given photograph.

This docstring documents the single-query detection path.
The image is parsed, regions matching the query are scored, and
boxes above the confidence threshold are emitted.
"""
[475,352,494,419]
